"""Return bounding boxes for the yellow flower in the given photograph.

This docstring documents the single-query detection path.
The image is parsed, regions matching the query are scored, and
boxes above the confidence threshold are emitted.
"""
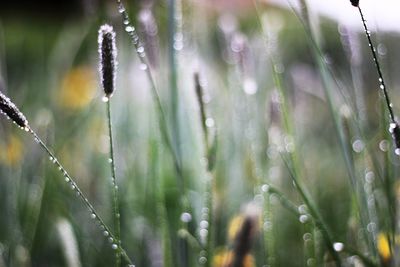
[212,249,255,267]
[377,233,391,263]
[59,66,96,110]
[1,135,23,167]
[228,215,244,241]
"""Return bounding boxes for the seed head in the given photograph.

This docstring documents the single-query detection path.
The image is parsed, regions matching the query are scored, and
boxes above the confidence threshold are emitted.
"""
[98,24,117,98]
[0,90,29,130]
[389,122,400,153]
[350,0,359,7]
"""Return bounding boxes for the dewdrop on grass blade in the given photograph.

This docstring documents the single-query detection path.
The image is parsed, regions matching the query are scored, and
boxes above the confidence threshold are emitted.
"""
[98,24,117,100]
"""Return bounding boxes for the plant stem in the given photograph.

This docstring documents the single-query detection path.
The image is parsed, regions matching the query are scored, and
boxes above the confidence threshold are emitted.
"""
[28,129,133,266]
[106,100,122,267]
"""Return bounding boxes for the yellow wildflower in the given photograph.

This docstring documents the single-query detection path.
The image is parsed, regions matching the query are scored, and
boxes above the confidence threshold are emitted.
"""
[59,66,96,110]
[212,249,255,267]
[1,135,23,167]
[228,215,244,241]
[377,233,391,263]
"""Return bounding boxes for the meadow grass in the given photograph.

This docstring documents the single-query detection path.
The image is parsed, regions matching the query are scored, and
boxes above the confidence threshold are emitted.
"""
[0,0,400,266]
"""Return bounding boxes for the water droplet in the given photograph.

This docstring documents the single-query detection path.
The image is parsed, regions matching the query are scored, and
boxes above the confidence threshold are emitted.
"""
[139,63,148,70]
[261,184,270,193]
[108,158,113,163]
[91,213,96,219]
[333,242,344,252]
[380,85,385,90]
[205,118,214,128]
[389,123,397,133]
[137,46,144,53]
[108,237,114,243]
[200,220,209,229]
[299,214,309,223]
[123,20,129,25]
[199,256,207,264]
[243,77,258,95]
[199,228,208,238]
[367,222,376,233]
[379,140,389,152]
[118,4,126,13]
[70,184,76,190]
[180,212,192,223]
[103,231,109,236]
[65,177,70,182]
[125,26,135,33]
[352,139,364,153]
[102,96,109,102]
[303,233,312,241]
[298,204,307,214]
[111,244,118,250]
[49,156,54,161]
[365,171,374,183]
[379,78,383,82]
[395,148,400,156]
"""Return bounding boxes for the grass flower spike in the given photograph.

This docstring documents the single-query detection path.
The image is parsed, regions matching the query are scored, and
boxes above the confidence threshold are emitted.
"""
[0,90,29,131]
[98,24,117,99]
[350,0,359,7]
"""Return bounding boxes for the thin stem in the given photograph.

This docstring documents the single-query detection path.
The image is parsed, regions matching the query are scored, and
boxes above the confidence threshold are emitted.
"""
[28,128,133,266]
[106,100,122,267]
[282,156,342,266]
[115,0,184,190]
[357,7,395,123]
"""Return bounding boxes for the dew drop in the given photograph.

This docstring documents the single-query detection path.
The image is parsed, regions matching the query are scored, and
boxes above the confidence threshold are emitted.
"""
[299,214,309,223]
[261,184,270,193]
[199,257,207,264]
[108,237,114,243]
[352,139,364,153]
[102,96,109,102]
[118,4,125,13]
[395,148,400,156]
[111,244,118,250]
[137,46,144,53]
[180,212,192,223]
[108,158,113,163]
[379,140,389,152]
[333,242,344,252]
[125,26,135,33]
[199,220,209,229]
[139,63,148,70]
[123,20,129,25]
[380,85,385,90]
[205,118,215,128]
[90,213,96,219]
[103,231,109,237]
[65,177,70,182]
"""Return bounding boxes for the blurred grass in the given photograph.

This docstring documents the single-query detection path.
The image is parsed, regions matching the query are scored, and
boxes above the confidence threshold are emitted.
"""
[0,0,400,266]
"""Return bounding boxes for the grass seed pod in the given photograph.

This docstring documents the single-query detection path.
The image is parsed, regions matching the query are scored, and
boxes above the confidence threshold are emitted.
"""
[350,0,359,7]
[98,24,117,98]
[0,89,28,130]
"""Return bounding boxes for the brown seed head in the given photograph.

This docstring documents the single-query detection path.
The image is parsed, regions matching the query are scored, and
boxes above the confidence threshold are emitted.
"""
[0,89,28,130]
[350,0,359,7]
[98,24,117,98]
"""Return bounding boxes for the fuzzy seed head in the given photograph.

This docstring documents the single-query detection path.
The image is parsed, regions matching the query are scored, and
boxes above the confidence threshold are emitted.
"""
[0,90,28,130]
[389,122,400,151]
[350,0,359,7]
[98,24,117,98]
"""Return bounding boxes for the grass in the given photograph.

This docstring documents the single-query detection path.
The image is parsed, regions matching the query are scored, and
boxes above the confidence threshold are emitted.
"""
[0,0,400,266]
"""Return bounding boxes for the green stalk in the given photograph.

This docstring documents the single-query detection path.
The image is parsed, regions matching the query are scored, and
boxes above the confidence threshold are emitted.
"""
[106,100,121,267]
[28,129,133,266]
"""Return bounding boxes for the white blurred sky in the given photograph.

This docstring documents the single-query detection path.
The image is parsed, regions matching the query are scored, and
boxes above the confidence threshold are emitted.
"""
[270,0,400,32]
